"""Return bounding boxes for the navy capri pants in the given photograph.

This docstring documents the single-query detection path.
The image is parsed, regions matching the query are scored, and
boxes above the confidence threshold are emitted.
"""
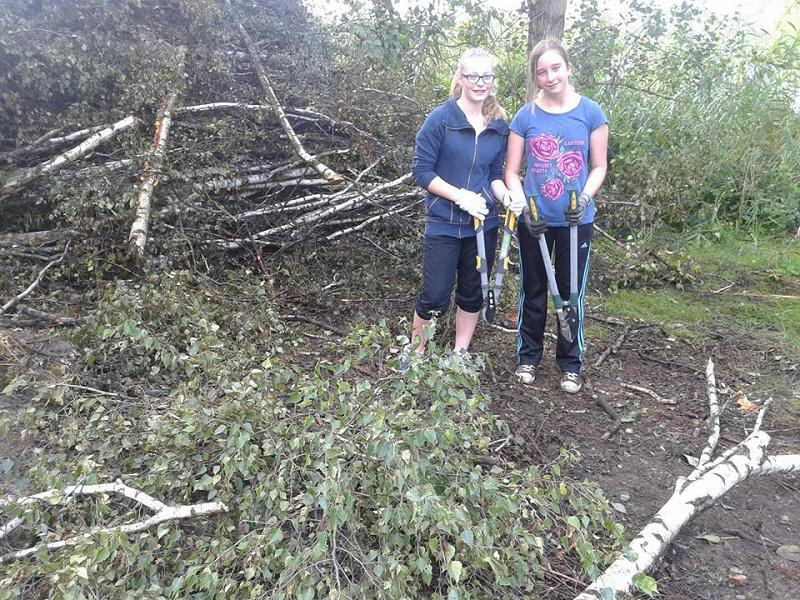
[415,229,498,320]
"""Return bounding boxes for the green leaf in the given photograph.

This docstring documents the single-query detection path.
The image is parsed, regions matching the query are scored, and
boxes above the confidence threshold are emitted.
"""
[406,486,429,502]
[599,588,615,600]
[566,515,581,529]
[632,572,658,596]
[269,529,284,545]
[447,560,463,583]
[460,529,474,547]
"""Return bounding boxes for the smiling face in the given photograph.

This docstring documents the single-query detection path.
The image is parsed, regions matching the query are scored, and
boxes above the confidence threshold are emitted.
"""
[458,55,495,105]
[534,49,571,99]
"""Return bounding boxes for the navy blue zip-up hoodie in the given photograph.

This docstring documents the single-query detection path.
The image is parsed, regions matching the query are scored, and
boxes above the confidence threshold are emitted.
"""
[412,98,509,238]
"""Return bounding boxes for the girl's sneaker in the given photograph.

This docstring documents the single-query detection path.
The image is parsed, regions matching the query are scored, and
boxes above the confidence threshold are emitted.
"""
[560,372,582,393]
[396,345,412,374]
[515,364,537,384]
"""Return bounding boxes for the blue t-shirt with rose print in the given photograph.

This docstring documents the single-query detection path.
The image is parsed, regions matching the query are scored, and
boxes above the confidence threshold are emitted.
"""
[510,96,607,226]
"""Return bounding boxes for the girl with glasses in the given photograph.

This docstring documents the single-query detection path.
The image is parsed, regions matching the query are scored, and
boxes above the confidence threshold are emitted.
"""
[505,38,609,393]
[398,48,524,371]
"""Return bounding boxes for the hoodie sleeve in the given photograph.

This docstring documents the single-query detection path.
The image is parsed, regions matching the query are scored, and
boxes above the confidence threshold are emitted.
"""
[488,125,508,183]
[411,106,444,190]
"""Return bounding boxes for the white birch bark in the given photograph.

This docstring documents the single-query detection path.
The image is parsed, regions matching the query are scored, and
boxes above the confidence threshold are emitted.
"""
[326,201,418,240]
[127,46,185,262]
[47,123,109,146]
[696,359,721,467]
[0,116,138,200]
[576,363,799,600]
[575,433,770,600]
[758,454,800,475]
[1,480,227,564]
[175,102,272,114]
[220,173,411,249]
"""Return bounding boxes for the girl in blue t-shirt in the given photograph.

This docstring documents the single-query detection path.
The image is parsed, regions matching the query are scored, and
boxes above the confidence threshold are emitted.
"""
[504,39,609,393]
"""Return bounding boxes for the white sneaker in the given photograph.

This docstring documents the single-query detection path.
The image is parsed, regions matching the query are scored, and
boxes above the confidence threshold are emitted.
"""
[396,345,412,374]
[515,364,537,384]
[560,372,582,394]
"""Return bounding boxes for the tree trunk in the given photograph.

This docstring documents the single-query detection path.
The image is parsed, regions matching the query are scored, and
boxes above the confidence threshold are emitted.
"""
[525,0,568,99]
[127,46,186,263]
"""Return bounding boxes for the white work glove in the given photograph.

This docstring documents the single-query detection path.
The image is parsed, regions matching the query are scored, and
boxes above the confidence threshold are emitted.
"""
[502,190,526,216]
[454,188,489,220]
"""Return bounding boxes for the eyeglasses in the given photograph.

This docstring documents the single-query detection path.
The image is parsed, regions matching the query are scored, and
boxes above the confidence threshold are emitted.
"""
[461,73,495,85]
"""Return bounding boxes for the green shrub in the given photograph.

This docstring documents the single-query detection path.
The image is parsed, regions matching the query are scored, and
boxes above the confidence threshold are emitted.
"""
[1,279,624,599]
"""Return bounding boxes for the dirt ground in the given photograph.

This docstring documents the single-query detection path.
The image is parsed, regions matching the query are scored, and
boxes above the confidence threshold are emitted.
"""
[483,324,800,600]
[284,237,800,600]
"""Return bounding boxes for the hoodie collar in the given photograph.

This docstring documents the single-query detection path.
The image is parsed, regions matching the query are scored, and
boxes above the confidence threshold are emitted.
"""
[442,98,508,134]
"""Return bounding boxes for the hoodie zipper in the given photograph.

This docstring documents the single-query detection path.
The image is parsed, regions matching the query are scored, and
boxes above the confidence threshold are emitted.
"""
[465,131,479,189]
[461,130,482,226]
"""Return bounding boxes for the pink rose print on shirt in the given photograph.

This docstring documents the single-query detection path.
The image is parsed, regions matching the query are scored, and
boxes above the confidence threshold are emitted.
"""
[530,134,559,161]
[557,151,583,180]
[541,178,564,200]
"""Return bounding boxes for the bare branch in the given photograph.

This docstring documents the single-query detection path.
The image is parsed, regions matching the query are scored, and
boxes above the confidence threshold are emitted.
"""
[696,359,721,468]
[0,242,69,315]
[0,480,227,564]
[224,0,342,183]
[621,383,675,405]
[220,174,413,249]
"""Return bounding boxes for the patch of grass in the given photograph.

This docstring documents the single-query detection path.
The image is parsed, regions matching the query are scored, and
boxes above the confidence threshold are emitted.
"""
[669,228,800,289]
[600,289,800,350]
[598,289,707,338]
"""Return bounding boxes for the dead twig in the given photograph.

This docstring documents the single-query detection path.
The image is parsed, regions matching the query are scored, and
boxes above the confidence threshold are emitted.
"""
[14,305,78,326]
[0,242,69,315]
[593,324,632,368]
[621,383,676,405]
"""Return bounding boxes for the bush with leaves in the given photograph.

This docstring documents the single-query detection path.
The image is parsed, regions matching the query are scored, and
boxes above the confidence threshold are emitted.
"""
[1,274,625,599]
[568,1,800,232]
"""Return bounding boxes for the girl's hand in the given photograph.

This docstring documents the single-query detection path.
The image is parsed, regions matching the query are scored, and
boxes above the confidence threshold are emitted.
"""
[454,189,489,220]
[565,193,590,225]
[502,190,526,216]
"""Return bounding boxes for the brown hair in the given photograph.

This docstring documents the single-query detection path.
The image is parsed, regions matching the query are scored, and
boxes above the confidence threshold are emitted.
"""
[527,38,571,101]
[449,47,508,123]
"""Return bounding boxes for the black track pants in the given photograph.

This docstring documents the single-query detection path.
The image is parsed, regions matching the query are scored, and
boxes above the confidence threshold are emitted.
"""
[516,222,593,373]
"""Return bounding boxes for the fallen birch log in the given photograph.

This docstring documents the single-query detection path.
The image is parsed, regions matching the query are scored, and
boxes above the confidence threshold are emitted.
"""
[128,47,185,262]
[46,123,110,147]
[224,0,342,183]
[575,360,800,600]
[175,101,273,114]
[0,479,227,563]
[220,173,412,249]
[0,115,139,201]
